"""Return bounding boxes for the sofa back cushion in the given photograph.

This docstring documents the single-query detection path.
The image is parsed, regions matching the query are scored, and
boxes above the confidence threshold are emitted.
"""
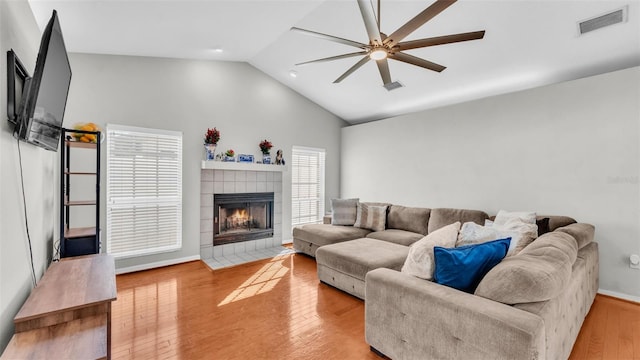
[555,223,594,249]
[545,215,577,232]
[387,205,430,235]
[428,208,489,234]
[474,231,578,305]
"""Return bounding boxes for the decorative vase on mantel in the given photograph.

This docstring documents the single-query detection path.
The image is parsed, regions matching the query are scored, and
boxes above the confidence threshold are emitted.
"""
[204,144,217,161]
[262,151,271,164]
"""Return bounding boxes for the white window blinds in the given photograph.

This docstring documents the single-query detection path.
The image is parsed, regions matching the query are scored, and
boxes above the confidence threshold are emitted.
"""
[291,146,325,228]
[106,124,182,258]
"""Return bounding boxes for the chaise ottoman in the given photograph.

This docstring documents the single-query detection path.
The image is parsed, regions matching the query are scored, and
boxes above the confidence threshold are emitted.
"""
[316,238,410,299]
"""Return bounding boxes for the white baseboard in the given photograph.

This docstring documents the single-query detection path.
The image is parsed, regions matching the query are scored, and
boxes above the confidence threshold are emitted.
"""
[598,288,640,304]
[116,255,201,275]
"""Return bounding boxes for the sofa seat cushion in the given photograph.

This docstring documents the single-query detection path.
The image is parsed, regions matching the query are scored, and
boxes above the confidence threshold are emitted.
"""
[366,229,424,246]
[316,238,410,282]
[387,205,431,235]
[474,231,578,304]
[428,208,489,234]
[292,224,371,247]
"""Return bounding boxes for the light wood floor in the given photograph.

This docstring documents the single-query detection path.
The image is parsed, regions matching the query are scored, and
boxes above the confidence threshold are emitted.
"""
[569,294,640,360]
[112,253,640,359]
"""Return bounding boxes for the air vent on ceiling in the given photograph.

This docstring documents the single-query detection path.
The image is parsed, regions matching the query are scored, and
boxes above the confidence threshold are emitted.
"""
[383,81,404,91]
[578,7,627,35]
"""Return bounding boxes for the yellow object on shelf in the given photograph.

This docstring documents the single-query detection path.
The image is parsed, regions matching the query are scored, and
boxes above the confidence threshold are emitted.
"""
[72,122,101,143]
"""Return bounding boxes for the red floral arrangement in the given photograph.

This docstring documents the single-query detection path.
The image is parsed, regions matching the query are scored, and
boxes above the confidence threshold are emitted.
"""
[225,149,235,157]
[204,128,220,145]
[259,139,273,154]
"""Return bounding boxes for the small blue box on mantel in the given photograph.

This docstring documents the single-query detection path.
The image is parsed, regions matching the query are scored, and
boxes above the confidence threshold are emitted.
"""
[238,154,254,163]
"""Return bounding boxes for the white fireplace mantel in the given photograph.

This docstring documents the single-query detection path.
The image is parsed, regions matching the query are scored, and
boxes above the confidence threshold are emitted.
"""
[201,160,288,172]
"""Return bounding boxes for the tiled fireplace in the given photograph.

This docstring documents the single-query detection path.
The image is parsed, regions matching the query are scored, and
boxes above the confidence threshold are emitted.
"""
[200,164,285,266]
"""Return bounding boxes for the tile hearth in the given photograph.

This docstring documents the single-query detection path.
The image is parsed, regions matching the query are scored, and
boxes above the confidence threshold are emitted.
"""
[200,168,286,270]
[202,245,294,270]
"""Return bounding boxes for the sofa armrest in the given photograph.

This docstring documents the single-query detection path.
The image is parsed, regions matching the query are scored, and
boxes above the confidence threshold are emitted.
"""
[323,215,332,224]
[365,268,546,360]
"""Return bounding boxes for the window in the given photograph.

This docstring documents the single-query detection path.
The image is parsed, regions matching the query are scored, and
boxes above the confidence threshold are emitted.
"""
[291,146,325,229]
[106,124,182,258]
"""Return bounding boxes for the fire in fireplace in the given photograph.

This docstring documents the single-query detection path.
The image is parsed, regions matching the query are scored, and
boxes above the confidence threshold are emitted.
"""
[213,192,274,246]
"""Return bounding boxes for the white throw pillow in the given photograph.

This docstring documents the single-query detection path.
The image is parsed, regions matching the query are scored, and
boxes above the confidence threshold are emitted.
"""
[457,220,537,256]
[494,210,536,226]
[401,222,461,280]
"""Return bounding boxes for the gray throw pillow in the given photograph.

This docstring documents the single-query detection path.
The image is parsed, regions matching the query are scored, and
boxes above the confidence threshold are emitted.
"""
[331,198,359,226]
[354,203,388,232]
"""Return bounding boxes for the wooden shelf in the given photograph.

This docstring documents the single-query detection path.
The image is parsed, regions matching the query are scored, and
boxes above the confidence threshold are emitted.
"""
[2,315,107,360]
[65,227,96,239]
[65,171,97,175]
[201,160,288,172]
[65,200,96,206]
[65,141,97,149]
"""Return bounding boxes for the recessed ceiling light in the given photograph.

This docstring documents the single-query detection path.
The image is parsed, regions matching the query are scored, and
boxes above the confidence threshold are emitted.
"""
[213,47,223,53]
[289,70,298,78]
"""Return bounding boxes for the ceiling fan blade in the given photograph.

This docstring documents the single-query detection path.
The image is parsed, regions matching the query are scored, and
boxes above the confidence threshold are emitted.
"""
[390,52,446,72]
[296,51,368,66]
[376,58,392,85]
[384,0,457,46]
[357,0,382,45]
[377,0,381,31]
[291,27,367,49]
[396,30,485,51]
[334,56,371,83]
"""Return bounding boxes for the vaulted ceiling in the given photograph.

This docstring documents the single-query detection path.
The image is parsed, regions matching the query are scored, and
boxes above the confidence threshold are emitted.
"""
[29,0,640,124]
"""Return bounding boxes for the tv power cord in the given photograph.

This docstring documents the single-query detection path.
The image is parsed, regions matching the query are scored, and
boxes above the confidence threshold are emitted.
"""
[17,137,38,287]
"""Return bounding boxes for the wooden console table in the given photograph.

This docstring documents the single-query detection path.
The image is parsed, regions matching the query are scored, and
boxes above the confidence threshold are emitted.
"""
[1,254,116,359]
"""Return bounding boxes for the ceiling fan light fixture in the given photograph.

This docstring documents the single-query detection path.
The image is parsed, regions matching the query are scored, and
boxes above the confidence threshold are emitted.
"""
[369,48,388,60]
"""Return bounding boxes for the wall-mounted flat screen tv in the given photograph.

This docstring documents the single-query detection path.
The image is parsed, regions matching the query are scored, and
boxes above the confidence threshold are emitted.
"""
[13,10,71,151]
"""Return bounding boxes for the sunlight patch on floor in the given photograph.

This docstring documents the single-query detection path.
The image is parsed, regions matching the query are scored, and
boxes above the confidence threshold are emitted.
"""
[218,258,290,306]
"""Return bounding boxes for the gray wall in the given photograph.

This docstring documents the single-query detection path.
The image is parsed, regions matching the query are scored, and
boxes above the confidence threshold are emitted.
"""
[342,66,640,299]
[64,53,346,270]
[0,0,57,351]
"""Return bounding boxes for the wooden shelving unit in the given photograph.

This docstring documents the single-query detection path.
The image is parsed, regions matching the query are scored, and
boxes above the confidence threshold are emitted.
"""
[60,128,101,258]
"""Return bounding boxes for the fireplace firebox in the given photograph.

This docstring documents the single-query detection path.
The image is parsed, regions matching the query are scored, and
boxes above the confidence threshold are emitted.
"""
[213,192,274,246]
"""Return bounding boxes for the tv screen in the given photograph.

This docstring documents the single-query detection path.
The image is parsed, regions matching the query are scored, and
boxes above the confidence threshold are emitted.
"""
[14,10,71,151]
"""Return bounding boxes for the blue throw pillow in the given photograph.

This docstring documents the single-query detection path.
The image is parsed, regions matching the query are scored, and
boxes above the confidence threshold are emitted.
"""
[433,238,511,293]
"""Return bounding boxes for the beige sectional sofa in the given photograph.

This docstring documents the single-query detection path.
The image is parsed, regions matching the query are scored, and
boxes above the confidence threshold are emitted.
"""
[292,203,598,360]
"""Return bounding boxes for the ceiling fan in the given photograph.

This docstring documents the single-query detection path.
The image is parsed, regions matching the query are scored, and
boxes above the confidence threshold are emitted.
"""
[291,0,485,86]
